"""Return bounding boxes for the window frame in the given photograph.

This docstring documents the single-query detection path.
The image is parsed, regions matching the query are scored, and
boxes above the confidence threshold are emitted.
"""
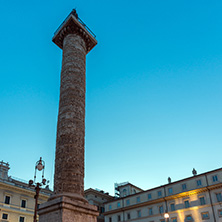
[197,179,202,186]
[212,175,218,182]
[157,190,162,197]
[199,196,206,205]
[168,187,173,194]
[136,196,141,203]
[170,202,175,211]
[4,195,11,205]
[21,199,27,208]
[19,216,25,222]
[137,210,141,218]
[148,207,153,215]
[159,205,164,214]
[182,183,187,191]
[201,212,210,220]
[2,213,8,220]
[184,200,190,208]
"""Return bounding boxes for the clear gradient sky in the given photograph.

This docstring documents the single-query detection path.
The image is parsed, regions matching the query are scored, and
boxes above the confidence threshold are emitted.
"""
[0,0,222,195]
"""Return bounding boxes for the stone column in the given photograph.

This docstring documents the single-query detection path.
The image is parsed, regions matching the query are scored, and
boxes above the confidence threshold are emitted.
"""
[38,10,98,222]
[54,33,86,198]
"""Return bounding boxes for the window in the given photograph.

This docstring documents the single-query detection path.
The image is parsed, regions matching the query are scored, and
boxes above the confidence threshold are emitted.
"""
[212,175,218,182]
[168,187,173,194]
[100,207,105,213]
[2,213,8,219]
[21,200,26,208]
[136,196,140,203]
[122,189,127,196]
[126,199,130,206]
[216,193,222,202]
[218,209,222,217]
[182,183,187,191]
[117,215,121,222]
[199,197,206,205]
[159,205,164,213]
[127,213,131,220]
[117,202,120,208]
[149,208,153,215]
[108,204,112,210]
[185,215,193,221]
[172,217,177,222]
[201,212,209,220]
[137,210,141,218]
[170,203,175,211]
[184,200,190,208]
[19,216,25,222]
[148,193,152,200]
[95,195,97,198]
[109,217,112,222]
[197,179,202,186]
[4,195,10,204]
[158,191,162,197]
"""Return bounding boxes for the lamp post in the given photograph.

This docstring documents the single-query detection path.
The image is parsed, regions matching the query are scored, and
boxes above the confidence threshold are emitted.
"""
[164,211,170,222]
[29,157,46,222]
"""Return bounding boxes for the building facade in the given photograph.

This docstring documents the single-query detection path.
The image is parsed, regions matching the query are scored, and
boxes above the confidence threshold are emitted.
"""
[0,161,52,222]
[104,168,222,222]
[84,188,114,222]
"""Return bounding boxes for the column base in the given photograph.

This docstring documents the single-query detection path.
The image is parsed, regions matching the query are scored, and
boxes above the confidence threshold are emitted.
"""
[38,195,99,222]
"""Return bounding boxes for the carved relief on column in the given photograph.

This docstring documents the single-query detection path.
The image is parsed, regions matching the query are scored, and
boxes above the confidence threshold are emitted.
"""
[54,34,87,196]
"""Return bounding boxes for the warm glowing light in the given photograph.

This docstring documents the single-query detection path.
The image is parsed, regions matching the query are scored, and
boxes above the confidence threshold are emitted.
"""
[164,213,169,218]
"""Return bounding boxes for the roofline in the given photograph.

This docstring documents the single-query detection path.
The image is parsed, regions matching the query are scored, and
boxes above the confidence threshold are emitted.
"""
[84,188,114,199]
[105,167,222,203]
[117,182,143,191]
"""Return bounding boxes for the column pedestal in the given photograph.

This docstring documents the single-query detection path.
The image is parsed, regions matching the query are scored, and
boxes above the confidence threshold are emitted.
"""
[39,196,98,222]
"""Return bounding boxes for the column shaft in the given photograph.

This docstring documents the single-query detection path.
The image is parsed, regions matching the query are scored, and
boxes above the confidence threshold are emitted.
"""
[54,34,86,196]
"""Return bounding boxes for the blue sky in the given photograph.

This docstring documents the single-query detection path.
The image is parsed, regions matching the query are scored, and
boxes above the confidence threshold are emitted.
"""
[0,0,222,195]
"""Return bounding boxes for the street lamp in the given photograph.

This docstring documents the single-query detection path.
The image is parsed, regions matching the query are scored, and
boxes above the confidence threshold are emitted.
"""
[29,157,46,222]
[164,211,170,222]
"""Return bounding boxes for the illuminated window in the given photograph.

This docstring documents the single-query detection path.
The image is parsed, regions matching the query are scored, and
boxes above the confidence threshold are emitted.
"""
[4,196,10,204]
[212,175,218,182]
[149,208,153,215]
[2,213,8,219]
[170,203,175,211]
[126,199,130,206]
[216,193,222,202]
[159,205,164,213]
[182,183,187,191]
[117,215,121,221]
[184,200,190,208]
[168,187,173,194]
[172,217,177,222]
[148,193,152,200]
[117,202,120,208]
[199,197,206,205]
[185,215,193,221]
[197,179,202,186]
[201,212,209,220]
[136,196,140,203]
[137,210,141,218]
[158,191,162,197]
[19,216,25,222]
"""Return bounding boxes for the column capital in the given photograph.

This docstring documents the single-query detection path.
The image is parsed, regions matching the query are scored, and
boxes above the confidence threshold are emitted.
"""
[52,9,97,53]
